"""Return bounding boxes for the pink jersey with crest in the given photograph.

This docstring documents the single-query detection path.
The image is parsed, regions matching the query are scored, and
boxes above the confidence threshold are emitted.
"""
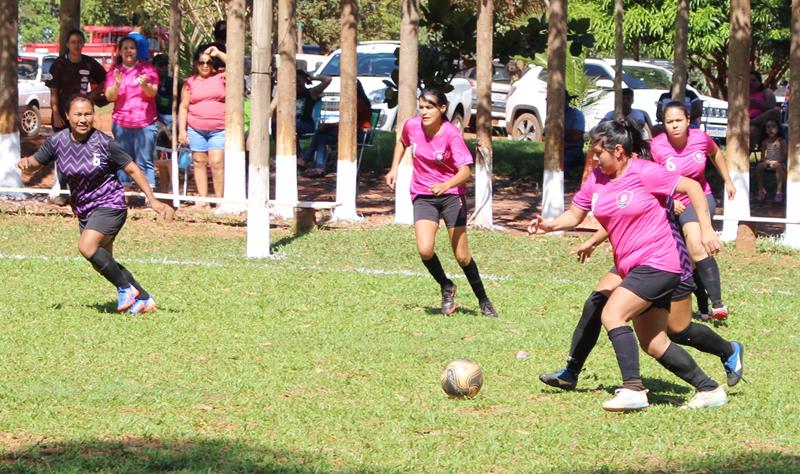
[650,128,717,206]
[572,159,682,277]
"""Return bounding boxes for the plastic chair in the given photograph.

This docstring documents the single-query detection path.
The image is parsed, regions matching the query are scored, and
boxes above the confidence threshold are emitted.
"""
[356,109,382,172]
[155,146,193,195]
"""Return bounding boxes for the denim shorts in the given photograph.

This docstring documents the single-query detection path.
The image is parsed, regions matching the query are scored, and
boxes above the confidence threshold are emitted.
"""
[188,127,225,152]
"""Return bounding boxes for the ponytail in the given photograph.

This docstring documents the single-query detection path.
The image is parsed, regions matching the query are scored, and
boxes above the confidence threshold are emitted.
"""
[590,118,651,160]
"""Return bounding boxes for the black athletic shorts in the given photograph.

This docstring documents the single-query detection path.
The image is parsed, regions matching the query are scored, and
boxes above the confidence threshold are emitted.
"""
[413,194,468,228]
[79,207,127,236]
[677,193,717,227]
[619,265,681,311]
[611,265,694,302]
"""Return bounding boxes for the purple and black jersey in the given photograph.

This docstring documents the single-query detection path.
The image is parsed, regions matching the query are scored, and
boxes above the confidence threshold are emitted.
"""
[666,196,694,283]
[33,129,132,219]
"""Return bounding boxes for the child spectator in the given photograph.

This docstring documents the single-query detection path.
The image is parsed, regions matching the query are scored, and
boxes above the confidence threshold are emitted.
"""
[756,118,787,203]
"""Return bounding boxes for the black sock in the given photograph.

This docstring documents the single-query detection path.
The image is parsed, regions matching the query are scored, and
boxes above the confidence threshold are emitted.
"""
[695,257,724,307]
[117,263,149,300]
[460,258,488,302]
[669,323,733,359]
[566,291,607,376]
[608,326,644,391]
[693,272,709,314]
[87,248,129,288]
[421,254,453,288]
[656,343,719,391]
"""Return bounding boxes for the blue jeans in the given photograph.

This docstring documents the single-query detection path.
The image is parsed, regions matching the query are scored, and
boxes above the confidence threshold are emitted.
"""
[113,121,157,188]
[303,125,366,170]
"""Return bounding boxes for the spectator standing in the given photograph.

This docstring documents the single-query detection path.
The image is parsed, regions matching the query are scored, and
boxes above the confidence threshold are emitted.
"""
[178,45,227,206]
[105,37,159,191]
[296,69,332,137]
[749,70,783,148]
[153,53,181,131]
[603,88,652,138]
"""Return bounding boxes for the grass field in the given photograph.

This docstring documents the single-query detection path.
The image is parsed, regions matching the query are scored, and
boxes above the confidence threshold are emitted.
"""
[1,211,799,473]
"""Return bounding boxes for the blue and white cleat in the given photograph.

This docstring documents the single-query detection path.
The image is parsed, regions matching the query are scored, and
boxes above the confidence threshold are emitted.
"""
[723,341,744,387]
[117,286,140,312]
[129,296,157,315]
[539,368,578,391]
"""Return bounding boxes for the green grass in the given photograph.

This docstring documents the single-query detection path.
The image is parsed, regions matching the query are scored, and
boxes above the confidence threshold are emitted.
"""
[1,212,799,473]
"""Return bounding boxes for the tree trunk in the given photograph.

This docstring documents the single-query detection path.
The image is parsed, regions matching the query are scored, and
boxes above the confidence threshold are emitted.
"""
[275,0,298,218]
[613,0,623,116]
[473,0,494,228]
[393,0,420,224]
[0,0,22,192]
[542,0,567,221]
[333,0,361,221]
[721,0,753,246]
[219,0,247,213]
[58,0,80,56]
[247,0,273,257]
[784,0,800,247]
[168,0,181,207]
[671,0,689,103]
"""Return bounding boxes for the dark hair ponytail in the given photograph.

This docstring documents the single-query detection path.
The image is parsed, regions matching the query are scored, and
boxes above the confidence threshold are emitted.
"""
[590,117,651,160]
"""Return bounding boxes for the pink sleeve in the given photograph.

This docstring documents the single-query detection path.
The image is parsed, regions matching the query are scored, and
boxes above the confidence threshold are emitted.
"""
[571,171,596,210]
[448,130,473,167]
[640,161,681,198]
[104,67,117,88]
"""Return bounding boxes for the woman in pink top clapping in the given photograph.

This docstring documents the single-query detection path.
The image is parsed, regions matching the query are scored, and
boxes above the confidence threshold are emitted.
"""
[178,45,227,206]
[105,37,159,191]
[385,88,496,318]
[529,119,726,412]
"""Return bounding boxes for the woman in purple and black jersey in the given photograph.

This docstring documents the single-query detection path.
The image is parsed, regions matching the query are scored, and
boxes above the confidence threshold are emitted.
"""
[18,96,173,315]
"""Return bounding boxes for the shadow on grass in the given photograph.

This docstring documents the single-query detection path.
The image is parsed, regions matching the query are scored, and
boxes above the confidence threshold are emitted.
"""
[86,301,118,314]
[0,436,383,473]
[580,451,800,474]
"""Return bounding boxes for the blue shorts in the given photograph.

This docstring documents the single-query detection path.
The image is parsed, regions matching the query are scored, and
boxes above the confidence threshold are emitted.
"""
[188,127,225,152]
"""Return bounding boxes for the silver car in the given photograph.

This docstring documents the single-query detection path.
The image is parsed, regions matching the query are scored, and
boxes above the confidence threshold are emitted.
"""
[18,52,56,137]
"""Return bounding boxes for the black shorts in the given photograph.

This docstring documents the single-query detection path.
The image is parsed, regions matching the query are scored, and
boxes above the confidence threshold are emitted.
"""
[677,193,716,227]
[619,265,681,311]
[612,265,694,302]
[79,207,127,236]
[413,194,468,228]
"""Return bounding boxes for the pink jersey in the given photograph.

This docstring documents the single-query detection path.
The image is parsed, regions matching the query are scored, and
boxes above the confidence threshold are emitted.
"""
[401,117,473,199]
[105,61,159,128]
[650,128,717,206]
[185,73,226,131]
[572,159,682,278]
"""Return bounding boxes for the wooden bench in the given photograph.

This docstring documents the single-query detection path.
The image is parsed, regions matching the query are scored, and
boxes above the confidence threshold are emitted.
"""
[273,201,341,234]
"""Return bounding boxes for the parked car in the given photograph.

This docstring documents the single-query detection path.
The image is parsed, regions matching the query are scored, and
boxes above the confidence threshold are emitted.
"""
[315,41,472,132]
[504,65,547,141]
[18,52,56,137]
[455,62,512,132]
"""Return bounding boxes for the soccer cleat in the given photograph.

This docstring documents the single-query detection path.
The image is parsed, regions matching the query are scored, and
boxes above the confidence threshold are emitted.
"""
[698,312,712,322]
[539,369,578,390]
[129,296,157,315]
[711,305,729,320]
[479,299,498,318]
[116,286,140,312]
[723,341,744,387]
[441,284,457,315]
[682,385,728,409]
[602,388,649,412]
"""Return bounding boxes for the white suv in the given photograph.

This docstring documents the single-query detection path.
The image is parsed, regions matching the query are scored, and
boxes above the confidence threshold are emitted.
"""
[18,52,56,137]
[315,41,472,132]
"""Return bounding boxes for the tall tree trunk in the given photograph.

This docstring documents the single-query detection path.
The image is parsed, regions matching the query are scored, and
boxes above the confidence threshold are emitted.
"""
[393,0,420,224]
[671,0,689,103]
[613,0,624,116]
[168,0,181,207]
[219,0,247,213]
[333,0,361,221]
[542,0,567,221]
[721,0,753,247]
[247,0,273,257]
[58,0,80,56]
[784,0,800,247]
[275,0,298,218]
[473,0,494,228]
[0,0,22,192]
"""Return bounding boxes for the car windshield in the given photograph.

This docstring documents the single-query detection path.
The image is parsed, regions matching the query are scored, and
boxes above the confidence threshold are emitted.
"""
[622,65,673,89]
[18,58,38,80]
[319,51,397,77]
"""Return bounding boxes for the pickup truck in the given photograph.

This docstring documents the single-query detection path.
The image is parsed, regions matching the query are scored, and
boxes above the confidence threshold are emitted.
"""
[18,52,56,137]
[314,41,472,132]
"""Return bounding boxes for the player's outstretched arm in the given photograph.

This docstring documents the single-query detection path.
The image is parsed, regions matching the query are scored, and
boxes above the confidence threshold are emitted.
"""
[528,205,587,235]
[17,156,43,172]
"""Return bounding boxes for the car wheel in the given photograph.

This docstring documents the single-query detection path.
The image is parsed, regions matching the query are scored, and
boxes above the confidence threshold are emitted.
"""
[511,112,542,141]
[451,110,465,134]
[20,104,41,137]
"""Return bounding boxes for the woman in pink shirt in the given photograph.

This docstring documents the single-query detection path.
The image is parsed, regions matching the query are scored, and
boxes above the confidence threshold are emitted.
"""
[105,37,159,190]
[178,45,227,205]
[385,88,496,318]
[530,119,725,412]
[748,70,782,147]
[650,102,735,321]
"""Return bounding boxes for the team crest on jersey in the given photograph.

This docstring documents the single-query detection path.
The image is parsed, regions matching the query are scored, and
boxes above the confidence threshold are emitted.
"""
[693,151,705,163]
[616,191,634,209]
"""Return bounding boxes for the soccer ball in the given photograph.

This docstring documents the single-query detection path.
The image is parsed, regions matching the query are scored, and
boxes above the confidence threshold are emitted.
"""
[440,358,483,399]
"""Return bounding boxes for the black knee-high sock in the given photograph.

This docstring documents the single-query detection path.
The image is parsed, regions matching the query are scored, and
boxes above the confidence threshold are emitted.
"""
[608,326,645,391]
[421,254,453,288]
[693,272,709,314]
[565,291,607,375]
[695,257,723,307]
[87,248,129,288]
[117,263,149,300]
[656,343,719,392]
[669,323,733,359]
[460,258,488,302]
